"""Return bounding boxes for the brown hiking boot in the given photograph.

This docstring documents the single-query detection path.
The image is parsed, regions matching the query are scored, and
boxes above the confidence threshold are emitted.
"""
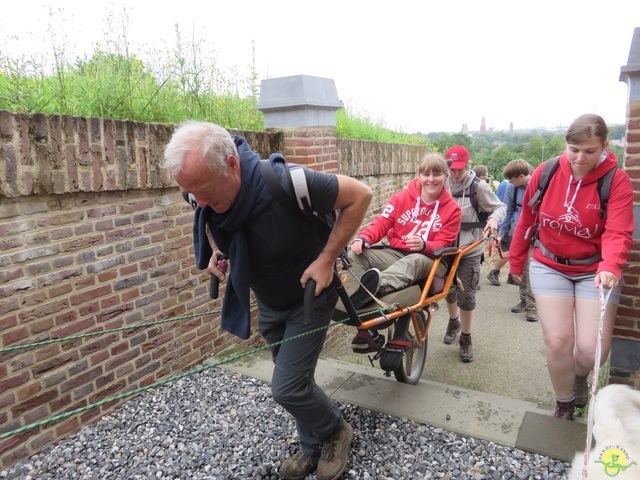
[507,273,519,285]
[279,451,319,480]
[443,317,461,345]
[316,422,353,480]
[511,301,526,313]
[574,375,590,408]
[553,399,575,420]
[525,307,539,322]
[459,334,473,363]
[487,269,501,286]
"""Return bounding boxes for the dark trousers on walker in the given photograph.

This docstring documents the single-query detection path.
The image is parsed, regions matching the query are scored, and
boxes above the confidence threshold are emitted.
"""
[519,253,536,311]
[258,287,341,458]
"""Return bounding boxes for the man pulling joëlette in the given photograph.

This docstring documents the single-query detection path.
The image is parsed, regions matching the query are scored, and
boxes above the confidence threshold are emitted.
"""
[162,122,373,480]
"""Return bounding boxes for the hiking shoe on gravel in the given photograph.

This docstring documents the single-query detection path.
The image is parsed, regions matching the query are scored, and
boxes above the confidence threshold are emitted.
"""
[574,375,590,408]
[459,334,473,363]
[443,317,461,345]
[487,269,501,286]
[553,399,575,420]
[511,301,526,313]
[525,308,539,322]
[317,422,353,480]
[507,273,519,285]
[279,451,319,480]
[349,268,381,310]
[350,330,385,353]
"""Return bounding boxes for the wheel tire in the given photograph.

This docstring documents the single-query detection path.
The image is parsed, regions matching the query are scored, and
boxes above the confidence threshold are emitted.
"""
[393,311,428,385]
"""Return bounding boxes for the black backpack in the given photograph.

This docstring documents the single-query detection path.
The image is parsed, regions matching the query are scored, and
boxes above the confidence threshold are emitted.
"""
[527,156,617,220]
[452,176,489,230]
[259,153,338,250]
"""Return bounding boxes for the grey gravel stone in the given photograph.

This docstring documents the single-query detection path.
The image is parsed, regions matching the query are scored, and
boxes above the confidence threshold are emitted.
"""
[1,368,571,479]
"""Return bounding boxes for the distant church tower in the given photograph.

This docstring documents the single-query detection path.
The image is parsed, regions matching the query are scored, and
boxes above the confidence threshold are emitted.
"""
[461,123,468,134]
[480,116,486,133]
[510,122,513,133]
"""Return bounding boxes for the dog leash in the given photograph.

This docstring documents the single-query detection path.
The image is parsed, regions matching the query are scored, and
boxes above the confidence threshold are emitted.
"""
[581,284,613,479]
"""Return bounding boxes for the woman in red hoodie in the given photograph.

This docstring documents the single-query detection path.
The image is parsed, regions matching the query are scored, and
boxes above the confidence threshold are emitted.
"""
[348,153,462,351]
[509,114,634,421]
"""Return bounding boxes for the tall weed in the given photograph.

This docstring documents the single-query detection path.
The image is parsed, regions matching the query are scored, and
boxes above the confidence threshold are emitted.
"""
[0,6,424,143]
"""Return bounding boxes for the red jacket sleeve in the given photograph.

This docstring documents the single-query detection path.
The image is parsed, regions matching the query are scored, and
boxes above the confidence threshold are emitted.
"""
[357,196,399,245]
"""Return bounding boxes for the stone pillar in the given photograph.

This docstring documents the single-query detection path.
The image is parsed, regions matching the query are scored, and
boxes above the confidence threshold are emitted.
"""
[613,27,640,388]
[256,74,343,129]
[255,75,343,172]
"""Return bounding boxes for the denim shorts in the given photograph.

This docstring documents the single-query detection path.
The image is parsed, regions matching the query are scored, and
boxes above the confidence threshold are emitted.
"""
[528,259,621,304]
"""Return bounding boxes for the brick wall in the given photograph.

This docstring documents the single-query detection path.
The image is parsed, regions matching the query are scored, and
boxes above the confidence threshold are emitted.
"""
[0,112,280,467]
[611,101,640,388]
[0,112,426,467]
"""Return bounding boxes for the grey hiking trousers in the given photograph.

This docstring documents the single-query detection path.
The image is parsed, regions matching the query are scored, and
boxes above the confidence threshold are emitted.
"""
[258,287,342,457]
[519,250,536,311]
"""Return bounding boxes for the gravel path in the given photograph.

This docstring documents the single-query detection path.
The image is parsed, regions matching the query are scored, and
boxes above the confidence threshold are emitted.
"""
[2,368,571,480]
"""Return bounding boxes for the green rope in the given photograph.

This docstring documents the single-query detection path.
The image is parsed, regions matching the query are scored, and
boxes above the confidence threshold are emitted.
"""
[0,310,223,353]
[0,305,394,440]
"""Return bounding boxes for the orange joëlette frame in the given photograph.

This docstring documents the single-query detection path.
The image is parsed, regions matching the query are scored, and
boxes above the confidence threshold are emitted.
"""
[355,236,487,348]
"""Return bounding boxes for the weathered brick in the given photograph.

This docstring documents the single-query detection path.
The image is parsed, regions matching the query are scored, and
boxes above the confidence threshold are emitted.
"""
[59,366,103,394]
[32,351,79,376]
[17,382,42,401]
[11,246,60,264]
[1,327,29,346]
[18,300,69,323]
[11,389,57,417]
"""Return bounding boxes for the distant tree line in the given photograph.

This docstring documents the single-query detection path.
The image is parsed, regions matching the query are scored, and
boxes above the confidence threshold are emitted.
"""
[414,126,625,181]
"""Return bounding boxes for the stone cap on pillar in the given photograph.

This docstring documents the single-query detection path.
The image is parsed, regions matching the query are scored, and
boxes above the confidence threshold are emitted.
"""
[255,74,344,128]
[619,27,640,102]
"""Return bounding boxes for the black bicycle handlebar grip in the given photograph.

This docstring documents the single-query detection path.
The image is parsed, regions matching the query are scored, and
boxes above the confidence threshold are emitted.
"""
[209,254,229,300]
[303,279,316,325]
[210,275,220,299]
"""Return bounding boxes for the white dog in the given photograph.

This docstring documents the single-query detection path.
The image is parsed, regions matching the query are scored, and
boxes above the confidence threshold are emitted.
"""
[568,384,640,479]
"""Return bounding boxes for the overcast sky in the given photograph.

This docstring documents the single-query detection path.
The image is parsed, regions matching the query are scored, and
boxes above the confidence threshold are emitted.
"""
[2,1,639,133]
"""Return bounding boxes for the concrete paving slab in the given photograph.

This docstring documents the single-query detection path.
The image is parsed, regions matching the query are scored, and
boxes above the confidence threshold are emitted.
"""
[213,345,583,462]
[516,411,587,462]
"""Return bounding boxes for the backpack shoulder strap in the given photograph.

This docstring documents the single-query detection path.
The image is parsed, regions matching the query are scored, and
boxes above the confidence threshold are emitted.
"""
[527,156,560,211]
[468,176,480,215]
[289,166,314,218]
[597,166,617,220]
[459,176,487,230]
[259,154,305,218]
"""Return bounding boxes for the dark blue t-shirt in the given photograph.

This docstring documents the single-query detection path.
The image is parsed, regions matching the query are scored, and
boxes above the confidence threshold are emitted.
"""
[246,167,338,310]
